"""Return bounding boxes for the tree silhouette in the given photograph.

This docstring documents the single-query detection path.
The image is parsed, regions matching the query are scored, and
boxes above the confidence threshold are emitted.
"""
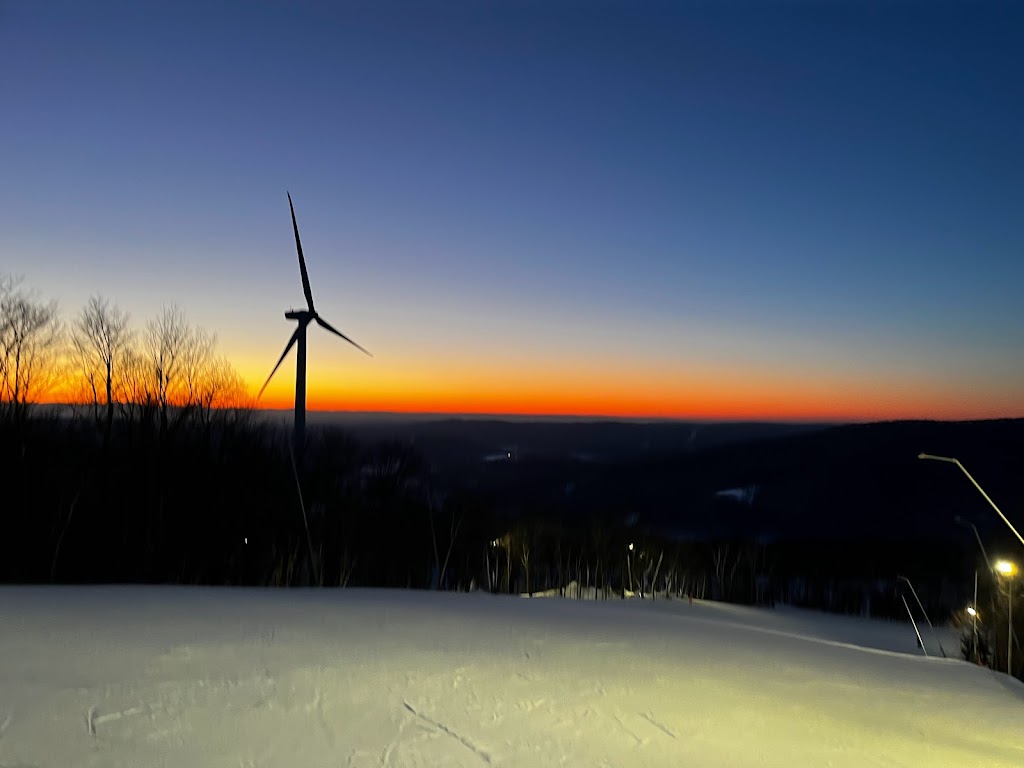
[146,306,191,437]
[71,295,130,444]
[0,276,62,425]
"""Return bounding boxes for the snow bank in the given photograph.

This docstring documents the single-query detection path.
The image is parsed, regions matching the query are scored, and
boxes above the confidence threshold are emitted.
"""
[528,581,960,656]
[0,586,1020,767]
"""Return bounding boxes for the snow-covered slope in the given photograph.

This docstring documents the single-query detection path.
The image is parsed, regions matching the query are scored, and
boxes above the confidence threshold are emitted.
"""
[0,587,1020,767]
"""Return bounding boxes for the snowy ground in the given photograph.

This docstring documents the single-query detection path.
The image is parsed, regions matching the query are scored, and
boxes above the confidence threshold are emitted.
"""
[1,587,1021,768]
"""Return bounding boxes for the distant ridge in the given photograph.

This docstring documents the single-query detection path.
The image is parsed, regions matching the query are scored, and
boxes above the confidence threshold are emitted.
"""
[257,408,844,426]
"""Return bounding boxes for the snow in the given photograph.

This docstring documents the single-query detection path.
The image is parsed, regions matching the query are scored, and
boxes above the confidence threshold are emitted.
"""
[530,583,962,656]
[1,587,1021,767]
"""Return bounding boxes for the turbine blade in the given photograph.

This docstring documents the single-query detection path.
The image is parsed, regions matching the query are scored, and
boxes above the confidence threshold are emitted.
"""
[315,316,372,357]
[288,192,315,312]
[257,329,301,399]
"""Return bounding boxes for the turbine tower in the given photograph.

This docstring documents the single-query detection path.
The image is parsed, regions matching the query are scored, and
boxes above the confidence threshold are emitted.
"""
[258,193,371,454]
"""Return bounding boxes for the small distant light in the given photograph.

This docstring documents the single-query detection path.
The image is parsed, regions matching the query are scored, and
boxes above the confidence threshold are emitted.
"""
[628,543,634,551]
[966,606,977,617]
[507,452,512,458]
[244,537,248,544]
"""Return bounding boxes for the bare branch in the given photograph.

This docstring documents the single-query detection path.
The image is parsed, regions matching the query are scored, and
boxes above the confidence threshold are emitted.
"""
[71,295,130,436]
[0,277,63,421]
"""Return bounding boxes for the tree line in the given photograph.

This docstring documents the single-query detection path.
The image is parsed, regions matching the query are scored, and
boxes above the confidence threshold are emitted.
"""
[1,275,246,440]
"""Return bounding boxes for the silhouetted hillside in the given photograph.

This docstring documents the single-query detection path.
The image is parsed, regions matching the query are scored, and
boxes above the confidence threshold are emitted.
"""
[298,415,834,473]
[456,419,1024,547]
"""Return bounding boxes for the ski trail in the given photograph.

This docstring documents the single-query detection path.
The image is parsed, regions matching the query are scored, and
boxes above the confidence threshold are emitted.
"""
[611,713,644,746]
[640,712,677,739]
[402,700,491,765]
[92,705,146,728]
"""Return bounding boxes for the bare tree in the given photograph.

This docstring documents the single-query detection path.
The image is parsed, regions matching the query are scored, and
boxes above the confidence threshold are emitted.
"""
[492,530,516,594]
[213,355,248,413]
[0,275,13,406]
[519,526,532,595]
[181,327,216,413]
[71,295,130,441]
[133,308,248,431]
[115,345,154,424]
[427,486,461,590]
[191,352,247,426]
[711,545,728,600]
[711,543,744,602]
[589,519,609,600]
[145,306,190,435]
[0,277,62,424]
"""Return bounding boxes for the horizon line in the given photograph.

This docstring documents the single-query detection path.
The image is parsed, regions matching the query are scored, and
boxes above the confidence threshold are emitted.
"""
[256,408,1021,426]
[37,402,1024,426]
[255,407,844,424]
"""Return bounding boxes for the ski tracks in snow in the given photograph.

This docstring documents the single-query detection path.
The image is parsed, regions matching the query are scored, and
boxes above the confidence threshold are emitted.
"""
[402,700,492,765]
[640,711,677,739]
[392,666,679,766]
[70,656,679,767]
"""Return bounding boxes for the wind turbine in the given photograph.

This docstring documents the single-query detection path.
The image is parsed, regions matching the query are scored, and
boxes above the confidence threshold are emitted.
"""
[258,193,371,453]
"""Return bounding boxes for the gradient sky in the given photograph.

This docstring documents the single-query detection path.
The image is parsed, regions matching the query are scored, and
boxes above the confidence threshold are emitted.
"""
[2,1,1022,421]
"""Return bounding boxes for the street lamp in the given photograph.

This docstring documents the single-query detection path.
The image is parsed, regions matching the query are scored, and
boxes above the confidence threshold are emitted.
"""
[994,559,1018,675]
[919,454,1024,548]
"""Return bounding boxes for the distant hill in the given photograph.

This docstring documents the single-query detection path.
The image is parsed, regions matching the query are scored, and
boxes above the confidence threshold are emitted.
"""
[424,418,1023,547]
[284,412,835,471]
[248,411,1024,547]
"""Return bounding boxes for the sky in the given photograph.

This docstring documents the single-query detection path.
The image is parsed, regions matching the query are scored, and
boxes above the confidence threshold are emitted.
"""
[1,0,1022,421]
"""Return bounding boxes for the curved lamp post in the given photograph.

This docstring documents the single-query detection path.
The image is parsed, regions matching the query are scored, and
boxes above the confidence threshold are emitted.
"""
[919,454,1024,548]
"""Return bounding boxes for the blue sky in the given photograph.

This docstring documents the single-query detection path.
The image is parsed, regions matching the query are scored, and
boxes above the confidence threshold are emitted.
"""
[1,1,1021,419]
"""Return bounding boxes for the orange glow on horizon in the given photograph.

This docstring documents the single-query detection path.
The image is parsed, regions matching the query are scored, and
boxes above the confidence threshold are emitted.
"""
[254,380,1018,423]
[196,330,1024,424]
[254,398,1014,423]
[40,358,1020,424]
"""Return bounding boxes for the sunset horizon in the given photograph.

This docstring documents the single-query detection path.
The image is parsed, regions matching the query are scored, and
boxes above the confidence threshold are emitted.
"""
[18,283,1021,425]
[36,368,1019,423]
[4,1,1021,431]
